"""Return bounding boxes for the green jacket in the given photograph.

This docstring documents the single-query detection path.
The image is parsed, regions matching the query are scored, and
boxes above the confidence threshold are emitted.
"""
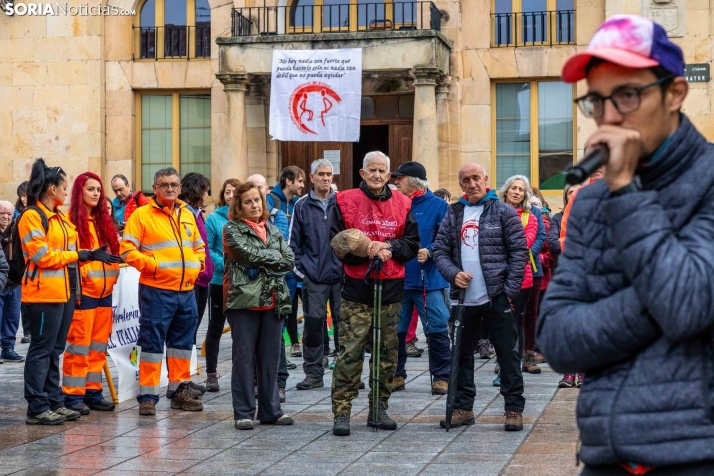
[222,219,294,316]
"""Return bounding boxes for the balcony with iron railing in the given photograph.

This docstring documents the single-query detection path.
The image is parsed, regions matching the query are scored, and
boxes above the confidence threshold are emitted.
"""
[134,24,211,60]
[491,10,575,47]
[231,2,441,37]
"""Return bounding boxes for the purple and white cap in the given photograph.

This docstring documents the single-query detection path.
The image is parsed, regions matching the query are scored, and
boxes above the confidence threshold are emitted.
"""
[562,14,684,83]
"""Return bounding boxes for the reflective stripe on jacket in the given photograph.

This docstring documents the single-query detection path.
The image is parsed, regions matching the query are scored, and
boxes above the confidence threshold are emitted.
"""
[119,198,206,292]
[19,201,79,303]
[76,216,120,299]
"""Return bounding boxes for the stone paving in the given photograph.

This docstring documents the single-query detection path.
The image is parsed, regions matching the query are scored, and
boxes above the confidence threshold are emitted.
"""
[0,319,582,475]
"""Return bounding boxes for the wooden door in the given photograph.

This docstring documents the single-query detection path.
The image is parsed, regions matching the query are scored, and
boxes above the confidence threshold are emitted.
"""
[280,141,353,192]
[389,123,413,170]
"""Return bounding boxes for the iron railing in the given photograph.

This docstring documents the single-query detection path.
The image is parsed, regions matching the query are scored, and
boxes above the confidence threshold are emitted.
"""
[134,25,211,60]
[231,2,441,37]
[492,10,575,47]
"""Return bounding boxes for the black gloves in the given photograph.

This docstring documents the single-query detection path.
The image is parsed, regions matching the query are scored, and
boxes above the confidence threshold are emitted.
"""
[92,244,122,264]
[78,250,92,262]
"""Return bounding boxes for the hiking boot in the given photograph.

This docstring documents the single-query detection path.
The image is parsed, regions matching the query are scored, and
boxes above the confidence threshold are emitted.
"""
[88,398,115,412]
[66,401,90,415]
[296,377,324,390]
[439,408,475,428]
[189,381,206,399]
[333,414,350,436]
[359,381,365,390]
[322,356,329,369]
[290,343,302,357]
[534,352,546,364]
[26,410,65,425]
[559,374,576,388]
[493,372,501,387]
[205,372,220,392]
[432,380,448,395]
[261,414,294,425]
[406,341,423,358]
[392,376,406,391]
[494,362,500,374]
[367,400,397,430]
[286,359,297,370]
[170,382,204,411]
[477,339,494,359]
[21,335,31,344]
[1,349,25,362]
[576,373,585,388]
[139,400,156,415]
[235,419,254,430]
[504,411,523,431]
[523,351,542,374]
[278,387,286,403]
[53,407,81,421]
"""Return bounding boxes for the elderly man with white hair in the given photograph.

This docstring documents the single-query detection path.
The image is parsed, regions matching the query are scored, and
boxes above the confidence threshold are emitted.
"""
[329,151,420,436]
[0,200,22,363]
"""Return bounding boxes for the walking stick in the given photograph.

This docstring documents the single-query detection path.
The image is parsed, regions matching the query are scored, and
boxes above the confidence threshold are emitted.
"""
[366,258,384,431]
[444,288,466,431]
[420,264,433,393]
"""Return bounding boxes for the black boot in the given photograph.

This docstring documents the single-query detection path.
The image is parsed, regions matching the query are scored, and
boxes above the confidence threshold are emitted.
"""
[367,400,397,430]
[333,414,350,436]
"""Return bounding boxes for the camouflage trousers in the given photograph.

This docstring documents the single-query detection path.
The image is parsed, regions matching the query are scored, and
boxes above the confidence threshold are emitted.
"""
[331,299,401,416]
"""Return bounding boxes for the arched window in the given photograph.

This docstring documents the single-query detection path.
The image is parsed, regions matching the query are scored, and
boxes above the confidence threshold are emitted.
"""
[287,0,415,32]
[136,0,211,59]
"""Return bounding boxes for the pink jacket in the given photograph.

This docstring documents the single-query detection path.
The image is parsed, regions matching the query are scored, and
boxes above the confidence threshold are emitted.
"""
[516,208,537,289]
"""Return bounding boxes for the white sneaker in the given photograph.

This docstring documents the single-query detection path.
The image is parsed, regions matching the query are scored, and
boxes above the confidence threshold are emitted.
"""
[235,419,254,430]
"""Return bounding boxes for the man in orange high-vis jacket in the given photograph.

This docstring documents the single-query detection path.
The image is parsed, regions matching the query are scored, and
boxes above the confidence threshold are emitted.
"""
[120,167,206,416]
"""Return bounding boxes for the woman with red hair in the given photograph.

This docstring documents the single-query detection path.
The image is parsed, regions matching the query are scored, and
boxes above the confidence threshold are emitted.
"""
[62,172,122,415]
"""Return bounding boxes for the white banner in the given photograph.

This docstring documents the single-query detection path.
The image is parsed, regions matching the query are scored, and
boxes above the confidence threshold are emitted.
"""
[107,267,197,403]
[269,48,362,142]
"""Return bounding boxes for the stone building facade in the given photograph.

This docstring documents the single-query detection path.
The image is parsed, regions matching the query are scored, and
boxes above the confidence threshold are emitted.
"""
[0,0,710,207]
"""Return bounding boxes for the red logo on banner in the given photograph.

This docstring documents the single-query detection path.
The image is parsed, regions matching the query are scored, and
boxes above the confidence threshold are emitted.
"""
[289,82,342,135]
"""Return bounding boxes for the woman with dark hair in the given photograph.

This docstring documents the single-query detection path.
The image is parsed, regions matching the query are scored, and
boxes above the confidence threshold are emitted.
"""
[14,181,28,219]
[178,173,214,342]
[62,173,122,415]
[20,159,120,425]
[204,178,240,392]
[106,197,121,232]
[224,182,294,430]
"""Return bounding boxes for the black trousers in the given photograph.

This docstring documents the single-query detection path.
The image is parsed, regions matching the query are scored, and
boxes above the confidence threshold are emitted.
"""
[193,284,209,343]
[455,294,525,412]
[301,277,341,379]
[205,284,226,374]
[512,287,532,359]
[24,296,75,416]
[226,308,284,421]
[21,302,30,337]
[286,288,301,345]
[581,462,714,475]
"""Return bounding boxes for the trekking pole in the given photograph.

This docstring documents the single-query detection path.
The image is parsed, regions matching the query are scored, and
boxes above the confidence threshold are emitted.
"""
[444,288,466,432]
[367,257,384,431]
[421,264,433,394]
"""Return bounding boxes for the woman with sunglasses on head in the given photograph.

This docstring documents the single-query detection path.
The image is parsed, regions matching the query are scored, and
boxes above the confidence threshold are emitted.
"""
[20,160,120,425]
[62,173,122,415]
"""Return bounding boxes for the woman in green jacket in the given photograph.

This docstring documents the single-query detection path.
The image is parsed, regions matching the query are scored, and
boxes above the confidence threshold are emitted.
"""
[223,181,295,430]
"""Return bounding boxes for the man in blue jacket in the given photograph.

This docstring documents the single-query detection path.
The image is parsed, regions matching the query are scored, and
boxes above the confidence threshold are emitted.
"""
[390,162,451,395]
[538,15,714,473]
[289,159,343,390]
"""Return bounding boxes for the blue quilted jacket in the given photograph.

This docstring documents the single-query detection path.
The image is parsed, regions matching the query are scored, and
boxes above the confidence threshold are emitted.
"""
[538,115,714,467]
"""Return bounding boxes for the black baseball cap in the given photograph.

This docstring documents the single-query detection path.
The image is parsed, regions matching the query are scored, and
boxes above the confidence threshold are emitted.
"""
[391,161,427,180]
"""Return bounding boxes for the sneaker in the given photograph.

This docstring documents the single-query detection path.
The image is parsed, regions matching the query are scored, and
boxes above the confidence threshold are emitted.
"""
[322,356,329,369]
[558,374,576,388]
[534,352,546,364]
[261,414,294,425]
[235,419,254,430]
[206,372,220,392]
[296,377,324,390]
[477,339,494,359]
[278,387,286,403]
[26,410,65,425]
[367,400,397,430]
[487,341,496,356]
[286,359,297,370]
[359,381,365,390]
[1,349,25,362]
[406,341,423,358]
[88,398,115,412]
[493,372,501,387]
[504,410,523,431]
[329,357,337,369]
[170,382,204,411]
[439,408,475,428]
[576,373,585,388]
[21,335,31,344]
[290,343,302,357]
[139,400,156,415]
[66,401,90,415]
[392,376,405,391]
[432,380,448,395]
[333,414,350,436]
[53,407,81,421]
[189,381,206,399]
[523,351,542,374]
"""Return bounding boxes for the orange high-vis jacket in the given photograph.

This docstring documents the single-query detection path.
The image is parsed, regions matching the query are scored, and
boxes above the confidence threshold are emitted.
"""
[75,216,120,299]
[18,201,79,303]
[120,198,205,292]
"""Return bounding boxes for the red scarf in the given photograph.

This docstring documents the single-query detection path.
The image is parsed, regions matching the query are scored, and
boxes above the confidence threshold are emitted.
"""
[243,218,267,243]
[409,189,426,201]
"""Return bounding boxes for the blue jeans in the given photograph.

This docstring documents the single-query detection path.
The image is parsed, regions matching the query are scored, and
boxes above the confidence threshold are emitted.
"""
[0,286,21,351]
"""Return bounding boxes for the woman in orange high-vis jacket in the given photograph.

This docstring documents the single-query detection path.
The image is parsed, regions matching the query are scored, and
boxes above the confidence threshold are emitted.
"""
[20,159,121,426]
[62,172,121,415]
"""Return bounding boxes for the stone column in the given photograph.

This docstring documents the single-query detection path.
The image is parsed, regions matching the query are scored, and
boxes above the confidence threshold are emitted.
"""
[246,78,269,178]
[216,72,250,180]
[412,66,442,187]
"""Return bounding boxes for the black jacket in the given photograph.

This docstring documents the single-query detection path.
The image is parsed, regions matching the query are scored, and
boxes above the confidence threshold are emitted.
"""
[433,198,528,301]
[547,211,562,262]
[538,115,714,466]
[289,189,342,284]
[329,182,420,304]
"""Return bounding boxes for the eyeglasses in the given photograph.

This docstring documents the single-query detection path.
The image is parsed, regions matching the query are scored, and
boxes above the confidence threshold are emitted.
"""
[574,76,674,119]
[155,182,181,190]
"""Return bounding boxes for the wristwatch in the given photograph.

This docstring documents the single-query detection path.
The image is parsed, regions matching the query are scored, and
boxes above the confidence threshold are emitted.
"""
[385,241,393,252]
[610,176,642,197]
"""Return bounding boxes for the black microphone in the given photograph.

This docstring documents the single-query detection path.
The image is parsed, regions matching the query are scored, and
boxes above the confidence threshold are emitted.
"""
[565,145,609,185]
